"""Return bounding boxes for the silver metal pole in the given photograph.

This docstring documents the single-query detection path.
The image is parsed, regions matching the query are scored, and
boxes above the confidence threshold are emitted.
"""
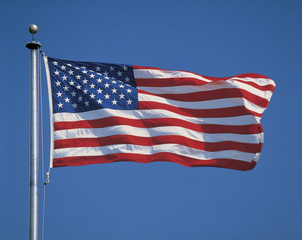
[26,24,41,240]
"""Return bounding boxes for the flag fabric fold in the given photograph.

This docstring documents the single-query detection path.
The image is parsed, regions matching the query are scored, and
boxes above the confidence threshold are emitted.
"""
[44,56,275,170]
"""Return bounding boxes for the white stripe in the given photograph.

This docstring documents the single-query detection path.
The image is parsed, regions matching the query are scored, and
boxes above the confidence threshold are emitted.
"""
[139,93,244,109]
[134,69,212,82]
[54,125,261,144]
[133,69,276,86]
[53,109,259,126]
[53,144,256,162]
[231,76,276,87]
[138,80,273,101]
[243,99,265,115]
[138,93,265,115]
[134,69,275,88]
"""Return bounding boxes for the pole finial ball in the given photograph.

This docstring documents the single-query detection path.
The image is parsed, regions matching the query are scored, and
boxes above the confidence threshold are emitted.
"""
[28,24,38,34]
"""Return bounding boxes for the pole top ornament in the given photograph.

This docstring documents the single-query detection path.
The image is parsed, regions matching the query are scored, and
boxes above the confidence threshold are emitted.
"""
[28,24,38,35]
[26,24,41,50]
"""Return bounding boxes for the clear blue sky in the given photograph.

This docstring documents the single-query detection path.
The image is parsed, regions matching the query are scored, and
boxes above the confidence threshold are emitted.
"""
[1,0,301,239]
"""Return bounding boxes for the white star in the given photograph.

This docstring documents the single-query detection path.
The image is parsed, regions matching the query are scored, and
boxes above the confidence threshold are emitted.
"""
[72,103,78,109]
[90,74,95,78]
[53,61,58,66]
[76,85,82,90]
[83,89,88,94]
[97,78,102,83]
[119,84,124,88]
[104,83,110,88]
[123,65,128,71]
[112,99,117,105]
[104,94,110,99]
[69,81,75,86]
[110,66,114,71]
[81,66,86,69]
[55,80,61,86]
[57,92,62,97]
[84,101,89,107]
[97,88,103,94]
[83,79,88,84]
[67,64,72,67]
[125,77,130,82]
[76,75,81,79]
[61,65,66,70]
[62,75,68,81]
[104,76,110,80]
[90,93,95,99]
[58,102,63,108]
[68,70,74,75]
[64,97,70,103]
[63,86,69,91]
[96,66,101,71]
[90,83,95,89]
[112,88,117,94]
[104,71,109,76]
[75,67,80,70]
[126,89,132,93]
[78,96,83,102]
[127,99,132,105]
[54,70,60,75]
[117,71,122,76]
[119,93,125,99]
[97,99,103,104]
[82,70,88,74]
[71,91,76,97]
[111,80,117,84]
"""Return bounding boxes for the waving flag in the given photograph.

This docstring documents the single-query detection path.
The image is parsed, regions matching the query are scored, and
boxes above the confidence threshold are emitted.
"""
[44,56,275,170]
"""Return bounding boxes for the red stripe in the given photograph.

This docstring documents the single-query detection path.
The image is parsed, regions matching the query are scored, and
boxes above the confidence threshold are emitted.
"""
[133,65,164,70]
[138,88,269,108]
[192,73,271,81]
[136,78,211,87]
[135,77,275,92]
[234,79,275,92]
[54,135,261,153]
[133,65,271,80]
[52,153,257,171]
[54,116,262,134]
[139,102,259,118]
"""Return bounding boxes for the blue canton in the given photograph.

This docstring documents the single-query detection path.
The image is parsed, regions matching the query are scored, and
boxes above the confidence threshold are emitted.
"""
[48,57,138,113]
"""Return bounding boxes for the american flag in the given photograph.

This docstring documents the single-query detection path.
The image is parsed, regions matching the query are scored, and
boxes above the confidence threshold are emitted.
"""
[45,56,275,171]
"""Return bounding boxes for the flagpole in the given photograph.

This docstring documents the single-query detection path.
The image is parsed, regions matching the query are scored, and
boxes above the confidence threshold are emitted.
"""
[26,24,41,240]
